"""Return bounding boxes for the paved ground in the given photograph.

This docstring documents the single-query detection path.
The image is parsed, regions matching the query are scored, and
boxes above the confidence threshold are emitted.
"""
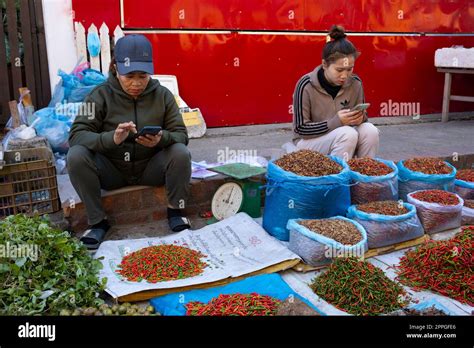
[188,115,474,164]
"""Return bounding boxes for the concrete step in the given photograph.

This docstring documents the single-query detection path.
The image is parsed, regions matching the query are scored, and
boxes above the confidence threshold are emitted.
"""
[62,175,234,232]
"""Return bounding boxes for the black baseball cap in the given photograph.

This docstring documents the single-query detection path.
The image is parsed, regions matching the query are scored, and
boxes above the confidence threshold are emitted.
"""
[114,34,154,75]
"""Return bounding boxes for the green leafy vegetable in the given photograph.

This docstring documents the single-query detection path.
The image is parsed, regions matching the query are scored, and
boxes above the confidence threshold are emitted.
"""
[0,214,107,315]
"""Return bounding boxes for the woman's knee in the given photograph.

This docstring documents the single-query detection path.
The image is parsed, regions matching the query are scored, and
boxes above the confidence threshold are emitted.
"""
[357,123,380,144]
[338,126,359,145]
[166,143,191,167]
[67,145,93,170]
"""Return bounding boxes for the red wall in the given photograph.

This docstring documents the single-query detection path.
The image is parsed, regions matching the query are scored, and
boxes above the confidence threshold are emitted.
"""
[72,0,474,127]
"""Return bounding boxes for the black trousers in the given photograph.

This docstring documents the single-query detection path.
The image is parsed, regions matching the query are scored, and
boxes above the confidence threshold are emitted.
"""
[67,143,192,225]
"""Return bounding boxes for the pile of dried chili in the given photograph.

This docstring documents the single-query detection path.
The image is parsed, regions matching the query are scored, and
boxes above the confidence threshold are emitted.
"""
[403,158,453,175]
[348,158,393,176]
[464,200,474,209]
[299,219,362,245]
[411,190,460,206]
[185,293,282,316]
[274,150,342,177]
[116,245,208,283]
[396,226,473,306]
[310,257,408,316]
[357,201,409,216]
[456,169,474,182]
[408,190,463,234]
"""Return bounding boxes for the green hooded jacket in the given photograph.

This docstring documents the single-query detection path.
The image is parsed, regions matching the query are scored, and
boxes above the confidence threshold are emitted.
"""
[69,74,188,177]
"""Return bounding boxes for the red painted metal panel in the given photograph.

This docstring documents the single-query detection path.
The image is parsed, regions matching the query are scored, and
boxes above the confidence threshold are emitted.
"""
[121,0,474,32]
[70,1,474,127]
[122,0,239,29]
[123,0,305,30]
[305,0,474,33]
[71,0,120,29]
[238,0,305,31]
[145,33,474,127]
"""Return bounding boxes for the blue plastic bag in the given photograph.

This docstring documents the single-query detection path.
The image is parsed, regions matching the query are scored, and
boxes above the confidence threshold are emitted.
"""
[48,67,106,106]
[455,178,474,200]
[347,202,424,248]
[87,31,101,57]
[262,155,351,241]
[80,68,107,86]
[397,160,456,201]
[150,273,323,316]
[287,216,368,267]
[350,158,399,204]
[31,103,82,154]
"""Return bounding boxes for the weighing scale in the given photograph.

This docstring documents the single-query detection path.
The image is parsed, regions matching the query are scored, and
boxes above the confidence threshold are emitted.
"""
[208,163,267,222]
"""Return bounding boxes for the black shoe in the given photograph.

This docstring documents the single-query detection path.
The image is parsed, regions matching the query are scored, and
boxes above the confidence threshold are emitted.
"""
[80,219,110,250]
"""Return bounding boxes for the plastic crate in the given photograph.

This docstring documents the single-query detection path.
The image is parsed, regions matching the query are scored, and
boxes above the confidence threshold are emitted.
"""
[0,147,60,218]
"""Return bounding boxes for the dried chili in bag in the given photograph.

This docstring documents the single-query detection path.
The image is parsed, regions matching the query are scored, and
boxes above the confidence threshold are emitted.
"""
[455,169,474,200]
[349,158,398,204]
[347,202,424,248]
[407,190,463,234]
[397,159,456,201]
[287,216,368,267]
[263,152,351,241]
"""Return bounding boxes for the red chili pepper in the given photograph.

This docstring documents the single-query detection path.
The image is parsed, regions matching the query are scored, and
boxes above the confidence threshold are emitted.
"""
[396,226,473,306]
[116,245,208,283]
[185,293,282,316]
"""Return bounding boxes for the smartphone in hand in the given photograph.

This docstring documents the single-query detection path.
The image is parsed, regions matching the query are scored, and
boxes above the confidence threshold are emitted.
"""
[134,126,162,139]
[350,103,371,112]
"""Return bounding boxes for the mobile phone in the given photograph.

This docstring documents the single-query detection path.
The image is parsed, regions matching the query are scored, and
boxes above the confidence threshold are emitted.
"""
[350,103,371,112]
[134,126,162,139]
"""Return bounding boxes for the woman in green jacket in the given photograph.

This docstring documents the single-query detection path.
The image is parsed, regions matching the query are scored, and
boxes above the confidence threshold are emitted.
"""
[68,34,191,250]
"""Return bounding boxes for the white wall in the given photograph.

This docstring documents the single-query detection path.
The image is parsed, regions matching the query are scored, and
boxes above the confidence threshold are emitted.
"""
[42,0,78,95]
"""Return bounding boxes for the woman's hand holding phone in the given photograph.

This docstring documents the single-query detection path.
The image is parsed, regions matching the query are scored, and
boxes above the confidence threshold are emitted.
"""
[337,109,364,126]
[135,131,162,148]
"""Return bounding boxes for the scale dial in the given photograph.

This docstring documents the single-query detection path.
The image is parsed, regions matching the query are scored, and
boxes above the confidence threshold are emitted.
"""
[211,182,244,220]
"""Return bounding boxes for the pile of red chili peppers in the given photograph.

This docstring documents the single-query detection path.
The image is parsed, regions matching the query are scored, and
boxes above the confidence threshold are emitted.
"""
[456,169,474,183]
[116,244,208,283]
[185,293,282,316]
[411,190,460,206]
[397,226,474,306]
[310,257,408,316]
[348,157,393,176]
[404,157,452,175]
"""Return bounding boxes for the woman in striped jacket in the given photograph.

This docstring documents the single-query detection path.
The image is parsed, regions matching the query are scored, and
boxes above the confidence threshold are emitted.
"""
[292,25,379,159]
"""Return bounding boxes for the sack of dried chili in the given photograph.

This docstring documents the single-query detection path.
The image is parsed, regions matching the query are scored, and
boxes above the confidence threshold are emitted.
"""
[455,169,474,200]
[397,159,456,201]
[407,190,463,234]
[461,200,474,225]
[263,153,351,241]
[347,201,424,249]
[287,216,368,267]
[348,158,398,204]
